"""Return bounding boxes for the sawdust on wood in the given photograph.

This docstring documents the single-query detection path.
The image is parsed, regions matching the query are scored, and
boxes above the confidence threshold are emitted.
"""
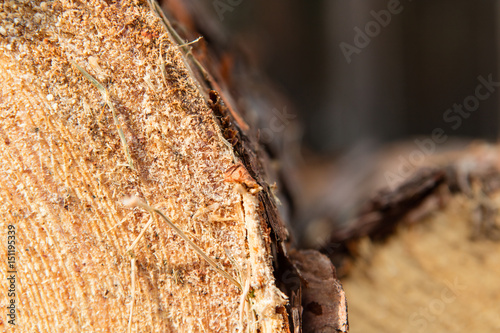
[0,0,289,331]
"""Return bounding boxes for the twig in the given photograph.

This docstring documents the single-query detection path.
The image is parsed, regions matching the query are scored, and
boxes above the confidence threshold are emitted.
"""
[105,212,132,233]
[126,217,154,252]
[127,258,136,333]
[70,60,135,171]
[124,196,242,291]
[158,37,169,88]
[178,36,203,48]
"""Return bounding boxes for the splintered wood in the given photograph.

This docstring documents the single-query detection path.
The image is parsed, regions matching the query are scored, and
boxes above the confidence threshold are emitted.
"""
[0,0,290,332]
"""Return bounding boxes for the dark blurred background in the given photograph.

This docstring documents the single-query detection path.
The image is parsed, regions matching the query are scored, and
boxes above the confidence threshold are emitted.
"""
[204,0,499,153]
